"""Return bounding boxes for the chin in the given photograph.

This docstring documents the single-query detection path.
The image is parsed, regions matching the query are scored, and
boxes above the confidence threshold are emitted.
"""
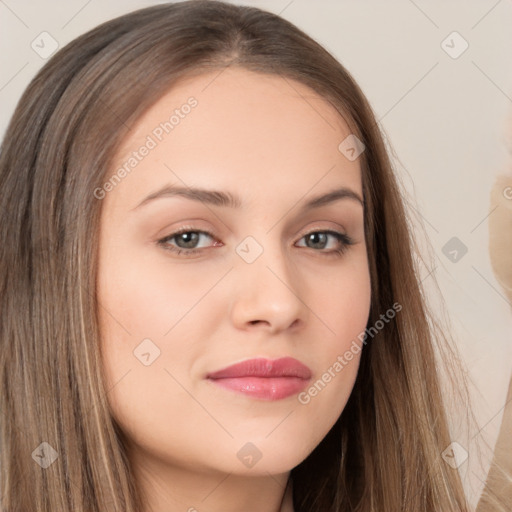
[205,435,318,476]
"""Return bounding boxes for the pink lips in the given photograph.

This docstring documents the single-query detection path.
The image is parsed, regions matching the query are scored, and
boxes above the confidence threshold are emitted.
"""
[206,357,312,400]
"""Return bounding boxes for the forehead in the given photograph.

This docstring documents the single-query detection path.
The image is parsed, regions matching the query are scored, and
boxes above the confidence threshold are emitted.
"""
[123,67,352,142]
[108,67,362,209]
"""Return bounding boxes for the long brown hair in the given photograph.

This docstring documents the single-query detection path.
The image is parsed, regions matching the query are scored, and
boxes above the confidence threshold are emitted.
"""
[0,1,475,510]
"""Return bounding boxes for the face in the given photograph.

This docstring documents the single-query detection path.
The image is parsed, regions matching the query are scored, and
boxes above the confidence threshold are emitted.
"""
[96,67,371,479]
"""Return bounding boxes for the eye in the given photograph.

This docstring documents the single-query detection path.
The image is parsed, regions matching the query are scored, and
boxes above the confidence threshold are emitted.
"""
[295,230,354,256]
[157,228,354,258]
[157,228,220,256]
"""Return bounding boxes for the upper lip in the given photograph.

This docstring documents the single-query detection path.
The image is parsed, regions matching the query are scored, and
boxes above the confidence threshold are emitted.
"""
[206,357,312,380]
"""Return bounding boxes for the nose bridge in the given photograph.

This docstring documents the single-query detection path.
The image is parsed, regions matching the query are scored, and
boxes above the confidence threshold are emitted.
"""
[236,232,294,287]
[230,232,306,331]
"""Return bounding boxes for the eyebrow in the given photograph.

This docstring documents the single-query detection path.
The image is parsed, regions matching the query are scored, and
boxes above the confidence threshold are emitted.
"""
[132,184,364,211]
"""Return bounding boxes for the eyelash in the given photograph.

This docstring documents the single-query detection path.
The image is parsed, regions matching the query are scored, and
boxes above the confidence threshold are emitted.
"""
[157,227,355,258]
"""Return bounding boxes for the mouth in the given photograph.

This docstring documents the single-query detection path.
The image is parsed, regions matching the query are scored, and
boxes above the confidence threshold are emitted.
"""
[206,357,312,401]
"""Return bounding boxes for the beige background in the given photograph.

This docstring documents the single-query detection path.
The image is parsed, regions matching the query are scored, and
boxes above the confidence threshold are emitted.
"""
[1,0,511,508]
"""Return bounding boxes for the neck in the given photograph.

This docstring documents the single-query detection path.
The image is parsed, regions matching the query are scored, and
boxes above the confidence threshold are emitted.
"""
[131,450,295,512]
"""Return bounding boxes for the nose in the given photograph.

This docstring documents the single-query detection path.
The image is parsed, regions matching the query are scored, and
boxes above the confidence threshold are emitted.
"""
[229,242,307,334]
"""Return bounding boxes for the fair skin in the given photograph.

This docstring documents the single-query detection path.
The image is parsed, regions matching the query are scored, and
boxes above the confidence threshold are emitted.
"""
[96,67,371,512]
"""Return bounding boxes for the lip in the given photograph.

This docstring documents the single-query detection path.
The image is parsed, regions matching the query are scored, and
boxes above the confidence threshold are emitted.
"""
[206,357,312,400]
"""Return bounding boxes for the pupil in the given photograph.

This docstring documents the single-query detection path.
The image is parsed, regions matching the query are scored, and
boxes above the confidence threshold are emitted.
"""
[308,233,326,249]
[177,232,199,248]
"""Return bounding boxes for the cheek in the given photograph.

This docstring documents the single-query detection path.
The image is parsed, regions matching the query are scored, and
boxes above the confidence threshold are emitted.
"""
[95,244,230,428]
[96,251,210,455]
[297,256,371,425]
[309,252,372,352]
[96,241,227,340]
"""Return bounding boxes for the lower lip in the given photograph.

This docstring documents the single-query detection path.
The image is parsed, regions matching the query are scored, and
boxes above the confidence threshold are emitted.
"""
[208,376,309,400]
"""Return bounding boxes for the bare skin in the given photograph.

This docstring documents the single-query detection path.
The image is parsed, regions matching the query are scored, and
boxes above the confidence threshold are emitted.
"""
[477,172,512,511]
[96,67,371,512]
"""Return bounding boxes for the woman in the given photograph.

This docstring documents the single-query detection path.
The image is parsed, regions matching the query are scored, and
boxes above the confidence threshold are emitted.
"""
[0,1,480,510]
